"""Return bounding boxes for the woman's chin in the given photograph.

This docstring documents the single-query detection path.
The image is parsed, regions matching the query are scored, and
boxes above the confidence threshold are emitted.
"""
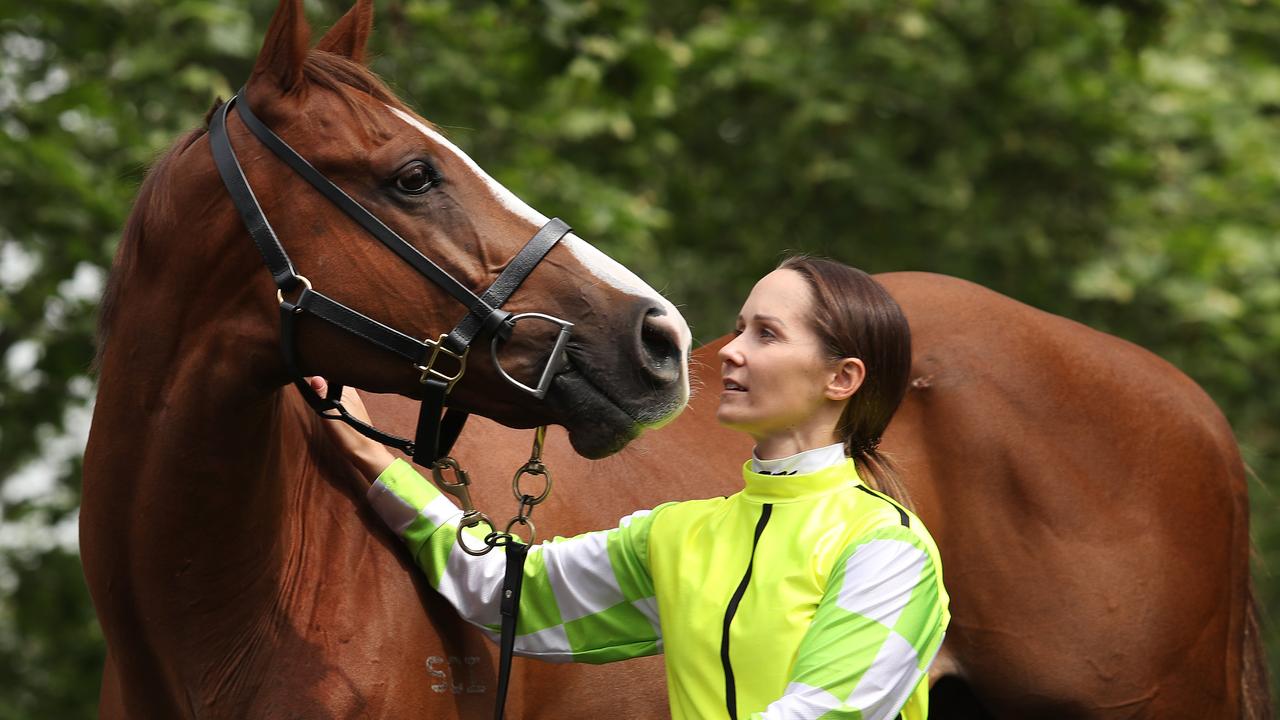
[715,405,748,432]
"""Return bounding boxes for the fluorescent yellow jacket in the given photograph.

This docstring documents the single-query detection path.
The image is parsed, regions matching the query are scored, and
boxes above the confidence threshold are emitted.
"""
[369,457,949,719]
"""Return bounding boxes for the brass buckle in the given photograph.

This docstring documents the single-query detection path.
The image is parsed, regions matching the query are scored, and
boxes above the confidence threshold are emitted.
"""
[414,334,469,392]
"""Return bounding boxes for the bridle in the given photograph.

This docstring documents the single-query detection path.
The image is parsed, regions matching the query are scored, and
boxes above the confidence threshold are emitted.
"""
[208,91,573,470]
[209,91,563,718]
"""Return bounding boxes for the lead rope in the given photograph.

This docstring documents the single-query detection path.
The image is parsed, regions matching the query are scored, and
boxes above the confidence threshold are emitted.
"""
[429,428,553,719]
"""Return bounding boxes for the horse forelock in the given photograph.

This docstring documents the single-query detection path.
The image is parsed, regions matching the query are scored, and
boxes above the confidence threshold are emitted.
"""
[301,51,434,139]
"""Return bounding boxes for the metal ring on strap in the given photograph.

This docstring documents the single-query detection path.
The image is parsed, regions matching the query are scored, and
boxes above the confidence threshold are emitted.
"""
[276,274,312,306]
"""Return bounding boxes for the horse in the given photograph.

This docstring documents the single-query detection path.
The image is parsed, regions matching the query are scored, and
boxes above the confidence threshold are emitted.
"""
[81,0,689,716]
[364,272,1271,719]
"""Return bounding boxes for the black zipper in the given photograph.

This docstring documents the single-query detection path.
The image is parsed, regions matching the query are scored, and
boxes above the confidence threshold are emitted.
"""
[720,503,773,719]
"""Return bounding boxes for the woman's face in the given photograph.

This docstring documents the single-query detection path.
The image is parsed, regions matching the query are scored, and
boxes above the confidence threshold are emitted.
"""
[716,269,842,440]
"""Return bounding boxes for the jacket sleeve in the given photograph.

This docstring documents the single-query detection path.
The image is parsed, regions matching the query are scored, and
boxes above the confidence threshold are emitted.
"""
[752,524,949,720]
[367,458,668,664]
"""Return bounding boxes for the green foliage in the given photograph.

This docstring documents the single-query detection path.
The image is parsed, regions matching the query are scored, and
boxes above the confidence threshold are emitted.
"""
[0,549,102,720]
[1,0,1276,713]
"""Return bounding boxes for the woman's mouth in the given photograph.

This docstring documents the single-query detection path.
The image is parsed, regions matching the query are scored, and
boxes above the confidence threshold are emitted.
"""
[723,379,747,392]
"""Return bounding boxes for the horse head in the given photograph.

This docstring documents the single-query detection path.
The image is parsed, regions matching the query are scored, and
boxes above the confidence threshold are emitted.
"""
[217,0,690,458]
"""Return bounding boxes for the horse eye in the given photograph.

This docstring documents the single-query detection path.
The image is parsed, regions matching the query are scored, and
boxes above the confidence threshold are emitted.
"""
[395,162,436,194]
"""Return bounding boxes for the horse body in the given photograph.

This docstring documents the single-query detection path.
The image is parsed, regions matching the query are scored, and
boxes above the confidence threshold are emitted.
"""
[364,272,1265,718]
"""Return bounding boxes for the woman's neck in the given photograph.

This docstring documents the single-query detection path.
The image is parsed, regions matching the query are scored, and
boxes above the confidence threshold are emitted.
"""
[752,427,842,460]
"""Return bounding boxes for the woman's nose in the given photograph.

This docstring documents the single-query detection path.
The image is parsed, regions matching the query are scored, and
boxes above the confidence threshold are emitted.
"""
[718,335,744,365]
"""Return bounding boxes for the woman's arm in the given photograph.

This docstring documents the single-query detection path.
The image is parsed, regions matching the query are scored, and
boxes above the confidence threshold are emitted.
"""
[752,525,949,720]
[371,460,668,663]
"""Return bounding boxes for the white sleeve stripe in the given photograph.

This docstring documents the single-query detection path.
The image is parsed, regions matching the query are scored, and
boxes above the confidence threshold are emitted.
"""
[756,682,843,719]
[421,493,466,527]
[543,532,626,622]
[436,540,508,627]
[845,630,922,720]
[632,596,662,635]
[366,480,465,537]
[835,539,928,629]
[512,623,574,661]
[366,480,421,535]
[618,508,653,528]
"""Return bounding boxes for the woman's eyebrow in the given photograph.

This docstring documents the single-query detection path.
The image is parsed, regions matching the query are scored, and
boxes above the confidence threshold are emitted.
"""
[754,314,786,326]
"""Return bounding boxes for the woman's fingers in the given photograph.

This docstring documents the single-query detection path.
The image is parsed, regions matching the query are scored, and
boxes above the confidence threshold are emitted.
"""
[304,376,375,426]
[340,386,374,424]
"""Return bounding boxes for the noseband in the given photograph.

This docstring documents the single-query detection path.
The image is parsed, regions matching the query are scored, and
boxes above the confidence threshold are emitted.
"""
[208,92,573,467]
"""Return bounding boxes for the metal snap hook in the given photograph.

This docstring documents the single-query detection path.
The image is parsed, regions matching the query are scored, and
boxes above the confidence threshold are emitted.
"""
[457,511,497,556]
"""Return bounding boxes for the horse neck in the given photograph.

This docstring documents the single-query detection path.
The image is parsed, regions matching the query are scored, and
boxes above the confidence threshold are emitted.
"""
[91,310,315,588]
[84,191,347,633]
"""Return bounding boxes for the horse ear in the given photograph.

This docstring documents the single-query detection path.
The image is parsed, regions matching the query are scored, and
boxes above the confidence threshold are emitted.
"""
[316,0,374,64]
[248,0,311,94]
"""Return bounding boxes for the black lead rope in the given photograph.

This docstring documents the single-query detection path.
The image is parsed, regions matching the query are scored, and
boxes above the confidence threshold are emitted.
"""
[496,541,529,720]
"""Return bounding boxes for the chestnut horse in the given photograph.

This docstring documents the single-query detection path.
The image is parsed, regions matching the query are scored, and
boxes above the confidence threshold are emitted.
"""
[365,272,1270,719]
[82,1,690,716]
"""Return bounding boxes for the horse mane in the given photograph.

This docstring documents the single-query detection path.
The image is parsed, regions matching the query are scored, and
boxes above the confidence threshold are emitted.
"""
[94,51,424,371]
[93,125,206,372]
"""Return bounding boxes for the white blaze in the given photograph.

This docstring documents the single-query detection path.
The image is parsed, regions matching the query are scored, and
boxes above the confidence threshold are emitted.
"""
[387,106,547,227]
[385,104,693,403]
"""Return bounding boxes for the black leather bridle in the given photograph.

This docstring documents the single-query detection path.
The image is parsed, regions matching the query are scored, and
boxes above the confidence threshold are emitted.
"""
[208,91,574,468]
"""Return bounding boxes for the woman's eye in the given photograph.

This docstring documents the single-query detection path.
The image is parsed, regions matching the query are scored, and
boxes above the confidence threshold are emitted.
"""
[395,162,436,194]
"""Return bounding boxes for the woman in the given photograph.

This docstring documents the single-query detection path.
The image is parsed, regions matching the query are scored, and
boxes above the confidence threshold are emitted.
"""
[319,256,949,719]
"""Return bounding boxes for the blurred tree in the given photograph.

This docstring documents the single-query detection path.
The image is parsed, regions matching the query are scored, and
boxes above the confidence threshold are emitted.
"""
[0,0,1274,714]
[0,1,258,714]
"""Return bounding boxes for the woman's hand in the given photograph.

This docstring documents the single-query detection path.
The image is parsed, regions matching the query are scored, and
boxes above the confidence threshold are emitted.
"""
[307,376,396,482]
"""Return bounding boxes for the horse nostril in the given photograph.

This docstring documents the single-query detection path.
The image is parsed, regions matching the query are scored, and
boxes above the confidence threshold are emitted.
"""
[640,308,682,383]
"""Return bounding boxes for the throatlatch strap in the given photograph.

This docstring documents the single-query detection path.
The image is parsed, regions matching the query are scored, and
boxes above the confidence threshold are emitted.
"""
[495,541,529,720]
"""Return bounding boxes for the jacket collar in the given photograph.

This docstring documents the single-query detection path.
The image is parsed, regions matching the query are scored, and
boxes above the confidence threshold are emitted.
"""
[741,457,861,503]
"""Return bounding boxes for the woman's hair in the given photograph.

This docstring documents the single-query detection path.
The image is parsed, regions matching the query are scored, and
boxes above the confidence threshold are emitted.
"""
[778,255,915,511]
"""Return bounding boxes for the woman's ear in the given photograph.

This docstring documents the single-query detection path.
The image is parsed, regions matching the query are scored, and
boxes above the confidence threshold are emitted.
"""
[825,357,866,402]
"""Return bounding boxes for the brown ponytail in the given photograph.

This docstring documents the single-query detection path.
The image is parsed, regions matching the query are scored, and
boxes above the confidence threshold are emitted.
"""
[778,256,915,511]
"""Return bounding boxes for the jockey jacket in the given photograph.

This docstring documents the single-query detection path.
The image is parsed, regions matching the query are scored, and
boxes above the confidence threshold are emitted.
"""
[367,446,949,720]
